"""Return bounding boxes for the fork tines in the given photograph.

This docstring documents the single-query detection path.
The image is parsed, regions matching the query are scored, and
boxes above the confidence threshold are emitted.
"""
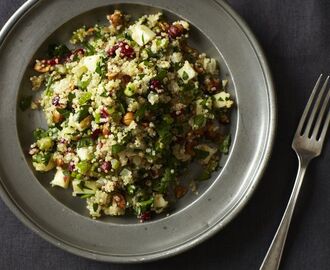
[296,74,330,141]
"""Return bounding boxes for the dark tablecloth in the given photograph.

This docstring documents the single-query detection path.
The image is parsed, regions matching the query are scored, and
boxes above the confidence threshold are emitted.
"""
[1,0,330,269]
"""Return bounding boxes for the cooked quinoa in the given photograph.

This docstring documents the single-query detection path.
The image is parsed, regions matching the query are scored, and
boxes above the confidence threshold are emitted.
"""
[26,10,234,221]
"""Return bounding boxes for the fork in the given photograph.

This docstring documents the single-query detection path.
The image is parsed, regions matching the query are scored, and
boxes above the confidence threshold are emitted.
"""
[260,75,330,270]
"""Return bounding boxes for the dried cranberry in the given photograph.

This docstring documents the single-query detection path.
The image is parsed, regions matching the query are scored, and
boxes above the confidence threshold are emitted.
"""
[47,58,60,66]
[139,211,151,222]
[149,79,161,91]
[107,44,119,57]
[100,161,111,173]
[168,24,184,39]
[68,162,75,172]
[65,48,84,62]
[108,42,135,59]
[91,129,101,140]
[52,96,60,106]
[119,42,135,59]
[100,108,109,118]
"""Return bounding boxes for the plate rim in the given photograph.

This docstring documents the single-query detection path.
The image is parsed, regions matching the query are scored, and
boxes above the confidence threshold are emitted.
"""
[0,0,277,263]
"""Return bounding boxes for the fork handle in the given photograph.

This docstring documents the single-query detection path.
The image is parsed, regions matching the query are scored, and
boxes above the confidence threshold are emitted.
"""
[260,157,309,270]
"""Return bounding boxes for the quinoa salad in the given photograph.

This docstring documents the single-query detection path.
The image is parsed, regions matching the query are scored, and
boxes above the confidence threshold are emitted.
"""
[24,10,234,221]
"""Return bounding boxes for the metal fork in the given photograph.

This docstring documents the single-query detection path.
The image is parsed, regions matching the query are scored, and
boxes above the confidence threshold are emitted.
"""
[260,75,330,270]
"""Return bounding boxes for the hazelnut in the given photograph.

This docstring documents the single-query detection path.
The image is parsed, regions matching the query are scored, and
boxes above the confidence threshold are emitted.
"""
[102,124,110,136]
[52,110,63,124]
[158,21,170,32]
[34,60,50,73]
[174,185,187,199]
[107,72,119,80]
[55,158,64,167]
[123,112,134,126]
[112,194,126,209]
[108,10,124,28]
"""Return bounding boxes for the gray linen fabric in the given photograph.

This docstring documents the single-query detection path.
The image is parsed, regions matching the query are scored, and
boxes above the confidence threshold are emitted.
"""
[0,0,329,269]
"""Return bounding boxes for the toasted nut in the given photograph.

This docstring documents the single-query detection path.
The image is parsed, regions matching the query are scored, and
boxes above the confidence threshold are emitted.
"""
[87,27,95,34]
[107,72,119,80]
[102,123,110,136]
[158,21,170,32]
[219,113,230,124]
[112,194,126,209]
[174,185,187,199]
[123,112,134,126]
[120,74,131,85]
[55,158,64,167]
[52,110,63,123]
[194,63,204,74]
[79,116,92,130]
[107,10,124,28]
[168,24,185,39]
[204,78,220,92]
[34,60,50,73]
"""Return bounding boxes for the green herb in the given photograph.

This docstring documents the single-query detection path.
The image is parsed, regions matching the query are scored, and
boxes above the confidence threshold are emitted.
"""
[163,114,174,124]
[33,128,47,140]
[76,105,90,122]
[83,42,96,55]
[77,137,93,148]
[193,115,205,128]
[219,134,231,155]
[136,197,154,215]
[135,104,147,121]
[44,76,53,96]
[79,194,94,199]
[79,92,92,105]
[68,92,75,103]
[124,32,132,41]
[153,168,172,193]
[77,77,91,90]
[117,102,125,114]
[19,96,32,111]
[145,48,158,58]
[198,169,211,181]
[173,62,181,71]
[194,149,209,160]
[127,184,136,195]
[32,152,51,165]
[112,144,125,154]
[143,60,152,67]
[156,122,172,146]
[138,74,146,79]
[77,181,86,191]
[93,203,98,212]
[48,44,70,58]
[141,34,145,44]
[100,91,109,97]
[182,71,189,81]
[94,112,101,123]
[155,68,167,81]
[111,112,122,123]
[57,108,71,119]
[95,58,107,78]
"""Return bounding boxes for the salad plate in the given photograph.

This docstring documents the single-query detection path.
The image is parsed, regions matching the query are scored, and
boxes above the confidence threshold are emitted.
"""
[0,0,275,262]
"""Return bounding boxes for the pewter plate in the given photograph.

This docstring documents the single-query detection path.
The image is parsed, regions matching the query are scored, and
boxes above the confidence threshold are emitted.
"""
[0,0,276,263]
